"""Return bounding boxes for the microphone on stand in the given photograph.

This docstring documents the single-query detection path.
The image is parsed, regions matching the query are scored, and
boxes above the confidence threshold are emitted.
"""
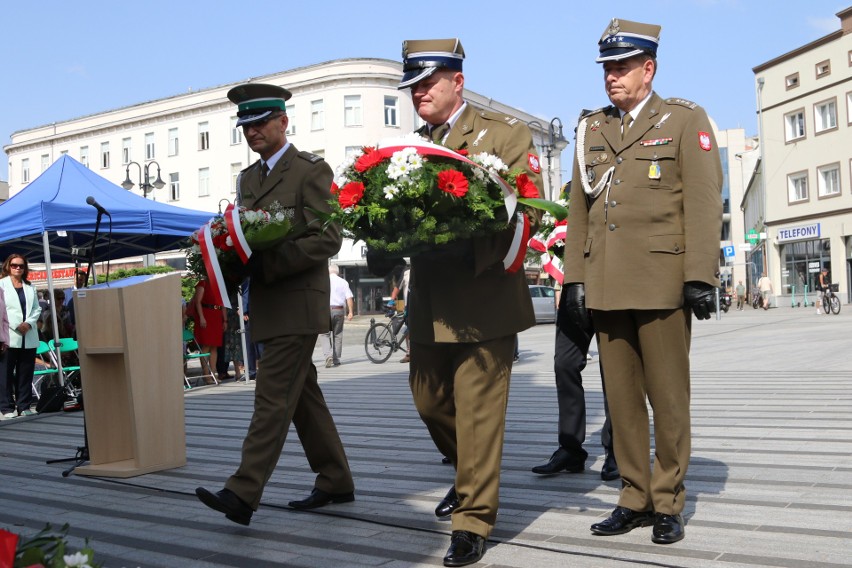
[86,196,111,217]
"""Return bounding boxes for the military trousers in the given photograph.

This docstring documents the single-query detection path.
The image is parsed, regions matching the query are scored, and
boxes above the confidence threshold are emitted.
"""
[409,335,515,538]
[225,334,354,509]
[594,308,691,515]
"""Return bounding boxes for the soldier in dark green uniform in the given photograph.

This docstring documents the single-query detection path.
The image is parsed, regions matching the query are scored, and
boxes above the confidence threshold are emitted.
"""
[195,83,354,526]
[562,19,722,544]
[397,38,543,567]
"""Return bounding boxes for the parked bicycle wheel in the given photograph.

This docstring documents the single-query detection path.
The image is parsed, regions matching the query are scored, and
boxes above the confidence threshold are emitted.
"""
[829,295,841,314]
[365,323,395,363]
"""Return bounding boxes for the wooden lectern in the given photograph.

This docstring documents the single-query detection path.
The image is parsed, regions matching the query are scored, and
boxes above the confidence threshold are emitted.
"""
[72,273,186,477]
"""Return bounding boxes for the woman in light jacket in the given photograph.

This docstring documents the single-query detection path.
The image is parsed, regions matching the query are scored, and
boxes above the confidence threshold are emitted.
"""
[0,254,41,418]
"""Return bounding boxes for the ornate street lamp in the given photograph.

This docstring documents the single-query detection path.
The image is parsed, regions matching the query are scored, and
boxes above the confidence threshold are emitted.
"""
[121,160,166,199]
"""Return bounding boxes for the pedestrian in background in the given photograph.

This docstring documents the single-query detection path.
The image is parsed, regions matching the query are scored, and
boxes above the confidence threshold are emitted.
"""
[757,272,773,310]
[563,18,722,545]
[735,280,746,310]
[322,264,354,367]
[0,254,41,418]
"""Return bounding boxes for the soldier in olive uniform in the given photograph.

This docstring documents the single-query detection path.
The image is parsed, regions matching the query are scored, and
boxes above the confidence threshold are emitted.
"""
[397,39,543,567]
[562,20,722,544]
[196,83,354,526]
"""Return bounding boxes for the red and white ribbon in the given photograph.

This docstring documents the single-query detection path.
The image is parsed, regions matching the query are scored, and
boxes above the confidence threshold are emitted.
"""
[502,212,530,273]
[542,253,564,284]
[224,203,252,264]
[198,223,232,309]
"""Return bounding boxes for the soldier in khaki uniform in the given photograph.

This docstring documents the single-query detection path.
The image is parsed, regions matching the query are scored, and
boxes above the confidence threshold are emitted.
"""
[562,20,722,544]
[196,83,354,526]
[397,39,542,567]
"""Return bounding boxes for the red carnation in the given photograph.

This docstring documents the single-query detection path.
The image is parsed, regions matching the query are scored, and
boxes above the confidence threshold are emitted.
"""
[338,181,365,208]
[354,147,385,172]
[515,173,540,198]
[437,169,469,197]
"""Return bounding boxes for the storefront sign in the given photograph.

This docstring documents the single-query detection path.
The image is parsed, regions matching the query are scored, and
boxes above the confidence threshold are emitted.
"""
[777,223,820,243]
[28,267,82,284]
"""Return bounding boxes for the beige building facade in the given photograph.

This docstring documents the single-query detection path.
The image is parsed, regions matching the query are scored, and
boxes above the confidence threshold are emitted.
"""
[745,7,852,307]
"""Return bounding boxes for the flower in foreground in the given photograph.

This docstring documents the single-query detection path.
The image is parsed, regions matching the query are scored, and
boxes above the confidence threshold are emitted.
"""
[515,173,540,198]
[63,551,94,567]
[437,169,469,197]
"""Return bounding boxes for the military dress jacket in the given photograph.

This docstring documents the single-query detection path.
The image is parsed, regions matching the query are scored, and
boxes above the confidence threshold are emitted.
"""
[563,92,722,310]
[238,144,342,341]
[408,103,542,343]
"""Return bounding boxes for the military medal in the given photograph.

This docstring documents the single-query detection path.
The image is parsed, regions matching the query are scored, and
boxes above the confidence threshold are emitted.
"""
[590,120,601,131]
[640,138,672,146]
[587,168,596,183]
[648,160,661,180]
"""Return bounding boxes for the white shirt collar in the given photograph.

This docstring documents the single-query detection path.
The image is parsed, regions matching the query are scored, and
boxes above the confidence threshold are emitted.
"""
[262,142,291,173]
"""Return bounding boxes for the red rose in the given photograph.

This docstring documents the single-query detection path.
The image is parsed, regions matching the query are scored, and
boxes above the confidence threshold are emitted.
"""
[354,147,385,172]
[515,173,540,198]
[338,182,365,208]
[330,182,339,195]
[437,169,469,197]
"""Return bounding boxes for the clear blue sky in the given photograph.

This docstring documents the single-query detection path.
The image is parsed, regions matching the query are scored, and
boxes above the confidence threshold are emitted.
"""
[2,0,846,181]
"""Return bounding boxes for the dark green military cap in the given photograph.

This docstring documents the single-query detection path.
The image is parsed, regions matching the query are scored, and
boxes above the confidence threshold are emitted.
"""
[227,83,292,126]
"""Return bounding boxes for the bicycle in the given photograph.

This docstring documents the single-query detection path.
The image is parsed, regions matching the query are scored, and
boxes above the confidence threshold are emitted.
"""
[821,284,841,315]
[364,305,408,363]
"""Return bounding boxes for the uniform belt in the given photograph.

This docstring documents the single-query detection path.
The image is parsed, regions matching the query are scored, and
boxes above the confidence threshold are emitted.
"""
[202,303,223,310]
[330,305,345,309]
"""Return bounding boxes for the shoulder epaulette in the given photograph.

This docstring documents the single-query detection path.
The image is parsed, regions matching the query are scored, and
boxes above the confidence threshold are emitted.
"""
[665,98,698,110]
[474,107,520,127]
[579,106,609,119]
[298,151,324,163]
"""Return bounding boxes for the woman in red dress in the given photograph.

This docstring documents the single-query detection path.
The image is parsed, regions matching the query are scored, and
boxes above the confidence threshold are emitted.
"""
[191,279,226,384]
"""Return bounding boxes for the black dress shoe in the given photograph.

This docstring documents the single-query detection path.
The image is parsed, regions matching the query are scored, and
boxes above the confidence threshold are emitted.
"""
[590,506,654,536]
[652,513,685,544]
[288,488,354,510]
[443,530,485,567]
[600,450,620,481]
[435,485,459,518]
[196,487,253,526]
[531,448,585,475]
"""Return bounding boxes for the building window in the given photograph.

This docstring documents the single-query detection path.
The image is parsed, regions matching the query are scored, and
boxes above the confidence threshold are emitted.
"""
[198,167,210,197]
[230,163,242,194]
[815,59,831,78]
[21,158,30,183]
[198,122,210,151]
[787,171,808,203]
[41,154,49,172]
[122,137,132,164]
[384,95,399,127]
[100,142,110,169]
[312,149,325,158]
[145,132,155,160]
[230,117,242,145]
[814,99,837,134]
[785,73,799,90]
[784,110,805,142]
[168,128,179,156]
[169,172,180,201]
[817,163,840,198]
[344,146,361,158]
[310,99,324,131]
[344,95,362,127]
[80,146,89,168]
[285,105,296,135]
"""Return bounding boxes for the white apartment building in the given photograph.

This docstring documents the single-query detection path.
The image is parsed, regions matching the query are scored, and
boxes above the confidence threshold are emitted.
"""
[745,6,852,307]
[4,58,563,313]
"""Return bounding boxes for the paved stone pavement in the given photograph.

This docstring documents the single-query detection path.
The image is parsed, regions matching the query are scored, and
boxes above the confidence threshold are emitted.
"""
[1,304,850,567]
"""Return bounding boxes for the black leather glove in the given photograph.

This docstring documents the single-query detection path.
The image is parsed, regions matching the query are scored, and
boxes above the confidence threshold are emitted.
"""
[683,281,717,320]
[557,283,592,345]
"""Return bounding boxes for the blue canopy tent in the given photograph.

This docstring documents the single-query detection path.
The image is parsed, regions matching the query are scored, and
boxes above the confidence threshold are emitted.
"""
[0,155,218,383]
[0,155,214,264]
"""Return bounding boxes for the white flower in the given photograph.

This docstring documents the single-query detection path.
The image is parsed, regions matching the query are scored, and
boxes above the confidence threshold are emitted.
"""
[387,163,411,180]
[383,185,400,199]
[63,552,93,568]
[225,236,233,247]
[274,212,285,222]
[408,154,424,170]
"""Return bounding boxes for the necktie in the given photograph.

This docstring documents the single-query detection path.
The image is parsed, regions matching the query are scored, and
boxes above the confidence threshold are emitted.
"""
[430,123,449,143]
[260,163,270,183]
[621,113,633,140]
